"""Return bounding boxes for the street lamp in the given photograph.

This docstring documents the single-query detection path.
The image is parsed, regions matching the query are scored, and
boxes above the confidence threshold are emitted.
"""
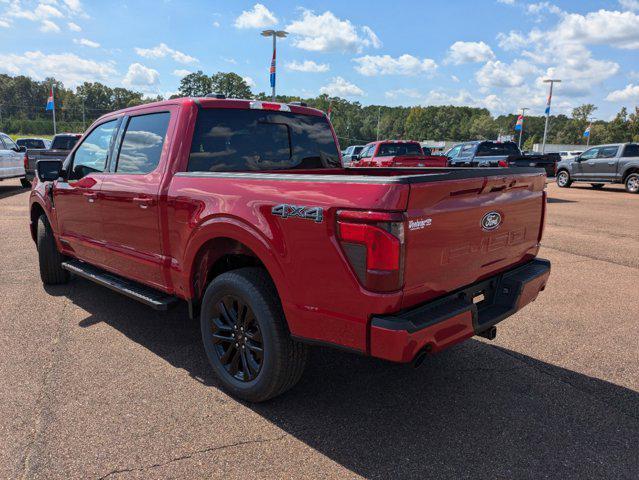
[261,30,288,101]
[541,79,561,154]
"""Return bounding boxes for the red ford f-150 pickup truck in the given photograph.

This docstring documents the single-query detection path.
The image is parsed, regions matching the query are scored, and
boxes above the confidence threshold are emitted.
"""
[30,97,550,402]
[350,140,449,168]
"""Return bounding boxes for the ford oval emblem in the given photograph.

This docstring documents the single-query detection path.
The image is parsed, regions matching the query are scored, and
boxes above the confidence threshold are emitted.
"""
[481,211,502,231]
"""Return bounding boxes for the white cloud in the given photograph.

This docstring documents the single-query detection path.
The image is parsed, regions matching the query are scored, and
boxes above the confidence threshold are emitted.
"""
[234,3,277,29]
[221,56,237,64]
[385,88,422,99]
[286,60,329,72]
[122,63,160,88]
[451,75,460,82]
[0,19,9,28]
[39,20,60,32]
[0,50,117,86]
[605,83,639,102]
[554,9,639,49]
[619,0,639,11]
[173,69,192,77]
[135,43,197,64]
[497,31,528,50]
[319,76,364,97]
[212,20,220,27]
[353,54,437,76]
[73,38,100,48]
[286,10,381,53]
[527,2,563,19]
[68,21,81,31]
[63,0,84,14]
[476,59,540,88]
[242,76,256,88]
[497,0,515,4]
[446,41,495,64]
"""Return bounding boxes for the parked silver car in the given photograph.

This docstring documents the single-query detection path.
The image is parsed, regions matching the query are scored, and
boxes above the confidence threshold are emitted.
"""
[0,132,28,186]
[556,143,639,193]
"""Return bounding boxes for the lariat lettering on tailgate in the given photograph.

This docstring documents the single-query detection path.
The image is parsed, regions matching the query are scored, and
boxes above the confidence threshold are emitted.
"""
[441,227,527,265]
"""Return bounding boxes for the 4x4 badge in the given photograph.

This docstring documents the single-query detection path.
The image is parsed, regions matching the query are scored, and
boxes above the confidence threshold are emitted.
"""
[271,204,324,223]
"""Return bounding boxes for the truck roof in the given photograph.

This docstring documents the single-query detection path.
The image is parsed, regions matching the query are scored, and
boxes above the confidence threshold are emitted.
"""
[96,97,326,122]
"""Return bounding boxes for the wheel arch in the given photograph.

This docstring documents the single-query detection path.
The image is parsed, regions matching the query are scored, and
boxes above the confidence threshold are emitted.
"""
[622,166,639,182]
[29,201,47,243]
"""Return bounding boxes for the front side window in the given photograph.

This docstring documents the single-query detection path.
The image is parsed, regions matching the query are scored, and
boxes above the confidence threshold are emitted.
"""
[1,134,17,150]
[597,146,619,159]
[360,145,374,158]
[579,148,599,160]
[70,120,117,180]
[116,113,170,174]
[622,144,639,157]
[353,146,363,155]
[447,145,462,158]
[459,144,475,158]
[188,109,340,172]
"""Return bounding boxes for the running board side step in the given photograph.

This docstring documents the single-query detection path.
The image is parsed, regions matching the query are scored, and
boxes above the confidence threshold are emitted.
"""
[61,260,179,311]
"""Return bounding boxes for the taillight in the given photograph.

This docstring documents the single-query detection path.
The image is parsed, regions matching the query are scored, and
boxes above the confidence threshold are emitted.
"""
[498,160,508,168]
[337,210,405,292]
[23,153,29,171]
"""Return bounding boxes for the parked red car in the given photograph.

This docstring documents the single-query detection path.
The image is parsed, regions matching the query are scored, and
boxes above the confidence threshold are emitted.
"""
[30,97,550,401]
[350,140,449,168]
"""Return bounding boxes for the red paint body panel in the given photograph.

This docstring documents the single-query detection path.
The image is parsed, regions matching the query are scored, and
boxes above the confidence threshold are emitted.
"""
[29,97,550,360]
[351,140,449,168]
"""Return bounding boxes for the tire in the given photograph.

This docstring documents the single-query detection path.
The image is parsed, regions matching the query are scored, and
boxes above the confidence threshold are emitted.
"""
[200,267,307,402]
[20,178,32,189]
[590,183,604,189]
[556,170,572,188]
[37,215,70,285]
[625,173,639,194]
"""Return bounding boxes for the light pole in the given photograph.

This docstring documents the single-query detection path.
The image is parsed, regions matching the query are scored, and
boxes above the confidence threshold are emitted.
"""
[517,107,528,150]
[376,106,381,141]
[261,30,288,101]
[541,79,561,154]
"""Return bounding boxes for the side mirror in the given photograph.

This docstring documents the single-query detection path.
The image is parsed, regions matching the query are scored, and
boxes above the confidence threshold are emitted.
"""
[14,145,27,153]
[36,159,63,182]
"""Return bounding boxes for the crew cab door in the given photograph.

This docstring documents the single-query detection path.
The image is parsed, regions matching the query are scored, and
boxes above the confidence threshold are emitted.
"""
[584,145,619,181]
[98,109,173,289]
[573,147,598,179]
[0,134,24,179]
[54,119,119,264]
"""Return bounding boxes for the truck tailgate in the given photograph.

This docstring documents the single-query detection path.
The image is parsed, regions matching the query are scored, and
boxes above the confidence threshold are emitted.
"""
[401,171,546,308]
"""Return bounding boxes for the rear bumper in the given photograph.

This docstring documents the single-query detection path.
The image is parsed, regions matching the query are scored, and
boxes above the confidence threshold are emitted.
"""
[369,258,550,363]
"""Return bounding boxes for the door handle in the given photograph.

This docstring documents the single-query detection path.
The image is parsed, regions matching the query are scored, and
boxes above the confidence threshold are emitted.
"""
[607,161,615,165]
[84,192,97,203]
[133,196,153,209]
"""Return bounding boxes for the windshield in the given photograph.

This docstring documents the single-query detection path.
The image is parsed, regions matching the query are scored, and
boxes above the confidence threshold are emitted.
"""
[51,135,80,150]
[377,143,422,157]
[476,142,520,157]
[188,108,340,171]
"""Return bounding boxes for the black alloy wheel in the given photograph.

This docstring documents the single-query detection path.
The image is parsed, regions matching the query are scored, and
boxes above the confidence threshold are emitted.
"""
[211,295,264,382]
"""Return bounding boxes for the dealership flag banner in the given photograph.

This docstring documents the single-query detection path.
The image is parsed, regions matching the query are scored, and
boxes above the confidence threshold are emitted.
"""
[515,114,523,131]
[269,47,276,89]
[544,93,552,115]
[46,84,57,135]
[583,124,591,137]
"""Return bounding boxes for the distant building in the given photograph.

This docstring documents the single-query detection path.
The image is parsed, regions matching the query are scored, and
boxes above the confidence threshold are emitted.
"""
[420,140,460,153]
[533,143,588,153]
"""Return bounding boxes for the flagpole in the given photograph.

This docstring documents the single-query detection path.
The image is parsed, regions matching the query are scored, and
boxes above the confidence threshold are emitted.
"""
[517,107,528,150]
[541,79,561,154]
[52,85,57,135]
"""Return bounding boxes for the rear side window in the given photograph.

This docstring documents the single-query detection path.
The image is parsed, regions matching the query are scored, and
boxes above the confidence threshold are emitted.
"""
[598,146,618,158]
[188,109,340,172]
[377,143,422,156]
[622,144,639,157]
[360,144,375,158]
[52,135,80,150]
[476,142,519,156]
[17,139,45,149]
[116,112,170,174]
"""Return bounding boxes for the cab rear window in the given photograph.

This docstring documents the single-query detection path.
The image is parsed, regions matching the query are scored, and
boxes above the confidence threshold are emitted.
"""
[188,109,340,172]
[476,142,519,157]
[377,143,422,156]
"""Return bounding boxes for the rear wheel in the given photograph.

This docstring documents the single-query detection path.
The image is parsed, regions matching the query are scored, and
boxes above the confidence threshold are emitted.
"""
[20,178,32,189]
[625,173,639,194]
[37,215,69,285]
[200,267,307,402]
[590,183,604,189]
[556,170,572,188]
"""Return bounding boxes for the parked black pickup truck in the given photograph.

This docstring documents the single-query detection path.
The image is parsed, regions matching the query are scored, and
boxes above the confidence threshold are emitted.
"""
[25,133,81,181]
[447,141,558,177]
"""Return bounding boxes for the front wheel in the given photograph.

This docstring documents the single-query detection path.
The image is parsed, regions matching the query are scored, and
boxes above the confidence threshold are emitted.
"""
[590,183,604,189]
[625,173,639,194]
[37,215,69,285]
[556,170,572,188]
[200,268,307,402]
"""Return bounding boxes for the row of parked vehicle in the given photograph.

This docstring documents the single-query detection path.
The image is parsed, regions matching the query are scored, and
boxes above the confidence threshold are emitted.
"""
[0,133,82,187]
[342,139,639,193]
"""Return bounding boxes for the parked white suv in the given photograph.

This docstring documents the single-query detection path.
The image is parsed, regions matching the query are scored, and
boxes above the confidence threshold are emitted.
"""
[0,132,27,185]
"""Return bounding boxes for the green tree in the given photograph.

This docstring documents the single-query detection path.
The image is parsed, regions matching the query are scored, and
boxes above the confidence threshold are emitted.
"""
[178,71,213,97]
[210,72,252,98]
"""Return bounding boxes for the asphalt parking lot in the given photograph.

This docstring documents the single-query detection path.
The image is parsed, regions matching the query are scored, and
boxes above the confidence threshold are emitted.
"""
[0,179,637,479]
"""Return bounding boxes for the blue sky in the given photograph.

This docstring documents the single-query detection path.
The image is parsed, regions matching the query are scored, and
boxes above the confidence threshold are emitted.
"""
[1,0,638,119]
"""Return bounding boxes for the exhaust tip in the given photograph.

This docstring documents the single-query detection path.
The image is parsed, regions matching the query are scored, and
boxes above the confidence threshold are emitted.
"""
[411,346,431,369]
[478,326,497,341]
